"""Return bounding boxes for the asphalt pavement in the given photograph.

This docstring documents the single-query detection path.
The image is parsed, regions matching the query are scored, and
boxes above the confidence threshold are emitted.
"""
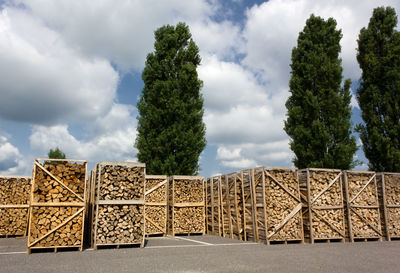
[1,235,399,273]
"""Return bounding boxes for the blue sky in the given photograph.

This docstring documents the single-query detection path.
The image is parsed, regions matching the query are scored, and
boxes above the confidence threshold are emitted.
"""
[0,0,399,177]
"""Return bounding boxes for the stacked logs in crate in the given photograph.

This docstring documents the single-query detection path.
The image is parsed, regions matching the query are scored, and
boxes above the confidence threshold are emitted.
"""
[307,170,345,241]
[29,206,83,247]
[264,169,303,243]
[94,163,145,247]
[169,176,204,235]
[0,176,31,236]
[28,160,86,251]
[381,173,400,239]
[96,205,144,244]
[345,171,382,240]
[145,176,167,235]
[99,165,144,200]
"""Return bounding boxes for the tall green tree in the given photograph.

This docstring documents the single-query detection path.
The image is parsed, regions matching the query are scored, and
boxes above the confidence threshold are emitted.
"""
[135,22,206,175]
[47,147,66,159]
[284,14,357,169]
[356,6,400,172]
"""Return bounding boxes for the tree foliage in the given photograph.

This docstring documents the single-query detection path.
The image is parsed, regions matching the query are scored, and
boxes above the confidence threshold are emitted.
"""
[356,6,400,172]
[284,14,357,169]
[135,22,206,175]
[47,147,66,160]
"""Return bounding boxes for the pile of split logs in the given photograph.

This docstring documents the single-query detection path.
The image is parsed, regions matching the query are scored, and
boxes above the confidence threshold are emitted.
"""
[28,160,86,252]
[301,169,346,242]
[345,171,381,241]
[93,163,145,248]
[264,169,303,243]
[145,176,168,235]
[169,176,204,235]
[0,176,31,237]
[380,173,400,239]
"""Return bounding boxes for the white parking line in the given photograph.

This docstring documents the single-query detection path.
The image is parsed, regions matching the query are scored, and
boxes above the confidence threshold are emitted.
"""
[170,236,214,245]
[0,251,26,255]
[146,242,258,249]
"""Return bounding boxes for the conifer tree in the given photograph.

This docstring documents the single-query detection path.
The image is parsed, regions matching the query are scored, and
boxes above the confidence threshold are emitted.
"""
[284,14,357,169]
[356,6,400,172]
[135,22,206,175]
[47,147,66,161]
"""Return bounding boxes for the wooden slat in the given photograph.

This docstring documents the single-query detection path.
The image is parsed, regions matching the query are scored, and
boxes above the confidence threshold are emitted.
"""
[311,172,342,204]
[97,200,145,205]
[349,174,376,203]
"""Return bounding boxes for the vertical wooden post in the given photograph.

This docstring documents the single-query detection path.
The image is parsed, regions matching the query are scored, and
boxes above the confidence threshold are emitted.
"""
[234,174,241,240]
[262,169,268,245]
[306,169,314,244]
[343,171,354,242]
[250,169,259,242]
[241,171,247,241]
[381,173,390,241]
[210,178,215,235]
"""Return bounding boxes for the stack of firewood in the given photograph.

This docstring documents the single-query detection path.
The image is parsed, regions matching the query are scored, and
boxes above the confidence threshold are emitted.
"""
[96,205,144,244]
[346,172,381,239]
[28,160,86,251]
[170,177,204,235]
[145,176,167,235]
[308,171,345,240]
[0,176,31,236]
[99,165,144,200]
[94,163,145,247]
[264,169,303,242]
[383,174,400,238]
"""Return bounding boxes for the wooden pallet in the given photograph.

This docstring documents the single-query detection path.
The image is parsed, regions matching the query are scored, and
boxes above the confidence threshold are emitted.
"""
[27,159,87,254]
[92,162,146,249]
[344,170,382,242]
[168,176,205,236]
[145,175,168,236]
[28,245,82,254]
[299,168,346,243]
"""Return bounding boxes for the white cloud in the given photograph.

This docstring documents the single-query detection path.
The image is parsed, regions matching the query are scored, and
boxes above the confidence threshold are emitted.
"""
[29,103,138,167]
[15,0,216,71]
[0,7,118,125]
[0,135,21,171]
[243,0,400,89]
[200,54,292,171]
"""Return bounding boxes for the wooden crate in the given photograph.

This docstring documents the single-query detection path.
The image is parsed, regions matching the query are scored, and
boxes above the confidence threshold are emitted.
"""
[220,174,232,238]
[299,168,345,243]
[145,175,168,236]
[377,173,400,240]
[254,167,303,244]
[0,175,31,237]
[27,159,87,253]
[93,162,145,249]
[205,178,212,234]
[209,176,222,236]
[227,172,244,240]
[344,171,382,242]
[241,169,257,242]
[168,176,204,236]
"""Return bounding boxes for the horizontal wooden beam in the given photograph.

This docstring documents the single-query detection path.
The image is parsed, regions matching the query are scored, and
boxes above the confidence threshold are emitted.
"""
[36,158,87,163]
[171,175,204,180]
[30,202,85,207]
[97,199,145,205]
[174,202,204,207]
[145,175,168,179]
[98,161,145,168]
